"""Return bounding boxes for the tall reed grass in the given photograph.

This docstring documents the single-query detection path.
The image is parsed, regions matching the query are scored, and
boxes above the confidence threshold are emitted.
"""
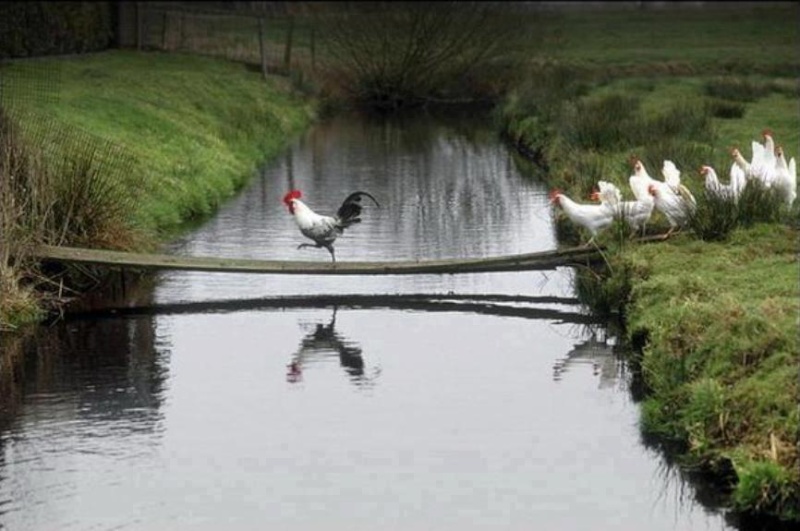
[0,108,148,328]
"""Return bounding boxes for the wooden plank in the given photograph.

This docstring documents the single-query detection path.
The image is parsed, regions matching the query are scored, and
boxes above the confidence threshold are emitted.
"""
[34,244,604,275]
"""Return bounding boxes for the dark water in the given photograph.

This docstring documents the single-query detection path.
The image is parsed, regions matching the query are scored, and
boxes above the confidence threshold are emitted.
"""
[0,108,736,530]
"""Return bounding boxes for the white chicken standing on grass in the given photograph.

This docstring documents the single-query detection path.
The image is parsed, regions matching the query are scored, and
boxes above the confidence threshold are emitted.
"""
[592,180,654,234]
[773,145,797,208]
[661,160,683,194]
[628,157,661,203]
[699,165,744,202]
[283,189,380,262]
[731,129,778,187]
[628,157,681,203]
[648,182,696,237]
[550,189,615,246]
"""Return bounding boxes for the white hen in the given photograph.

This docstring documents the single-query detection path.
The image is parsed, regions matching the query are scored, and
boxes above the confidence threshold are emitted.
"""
[662,160,682,193]
[593,180,654,234]
[629,158,662,202]
[700,165,743,202]
[550,189,615,246]
[743,130,778,187]
[648,182,695,236]
[773,145,797,208]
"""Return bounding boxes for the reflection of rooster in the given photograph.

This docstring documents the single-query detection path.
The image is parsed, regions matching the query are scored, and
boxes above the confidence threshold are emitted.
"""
[288,308,380,386]
[283,189,380,262]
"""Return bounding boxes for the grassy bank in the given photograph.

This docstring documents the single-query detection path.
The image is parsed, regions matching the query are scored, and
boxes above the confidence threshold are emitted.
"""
[496,3,799,523]
[0,50,316,328]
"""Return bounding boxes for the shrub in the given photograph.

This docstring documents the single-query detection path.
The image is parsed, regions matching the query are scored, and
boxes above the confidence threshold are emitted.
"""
[0,2,113,59]
[704,77,772,103]
[317,2,531,109]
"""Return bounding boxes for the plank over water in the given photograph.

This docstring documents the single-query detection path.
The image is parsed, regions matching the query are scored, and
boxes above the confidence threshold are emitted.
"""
[34,244,607,275]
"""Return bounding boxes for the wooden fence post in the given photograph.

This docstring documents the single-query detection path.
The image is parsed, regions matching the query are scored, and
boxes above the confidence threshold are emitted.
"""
[311,15,316,72]
[162,11,169,50]
[258,17,268,80]
[283,15,294,75]
[136,2,143,50]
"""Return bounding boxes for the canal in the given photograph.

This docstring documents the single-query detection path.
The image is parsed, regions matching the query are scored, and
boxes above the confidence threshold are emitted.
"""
[0,107,736,530]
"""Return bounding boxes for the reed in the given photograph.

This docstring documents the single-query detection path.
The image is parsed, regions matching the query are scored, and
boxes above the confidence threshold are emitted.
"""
[0,108,149,328]
[686,190,740,242]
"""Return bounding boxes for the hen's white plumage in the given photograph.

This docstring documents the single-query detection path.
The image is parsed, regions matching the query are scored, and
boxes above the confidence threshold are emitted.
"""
[700,165,743,202]
[550,189,615,245]
[629,158,661,202]
[648,182,695,235]
[661,160,682,192]
[629,158,679,203]
[594,180,654,233]
[737,130,778,187]
[773,146,797,207]
[730,147,754,182]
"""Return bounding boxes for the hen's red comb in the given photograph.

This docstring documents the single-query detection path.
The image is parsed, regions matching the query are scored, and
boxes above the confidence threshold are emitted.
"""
[283,190,302,205]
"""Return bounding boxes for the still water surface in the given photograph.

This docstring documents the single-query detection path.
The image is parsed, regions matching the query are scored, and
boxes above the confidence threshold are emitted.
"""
[0,108,735,530]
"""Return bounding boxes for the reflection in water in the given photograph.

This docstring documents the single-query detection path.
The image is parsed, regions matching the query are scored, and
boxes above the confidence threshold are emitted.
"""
[287,306,380,388]
[0,317,169,528]
[551,327,626,389]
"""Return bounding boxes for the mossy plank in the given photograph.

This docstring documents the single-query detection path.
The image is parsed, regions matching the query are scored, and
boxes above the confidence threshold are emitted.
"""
[34,244,606,275]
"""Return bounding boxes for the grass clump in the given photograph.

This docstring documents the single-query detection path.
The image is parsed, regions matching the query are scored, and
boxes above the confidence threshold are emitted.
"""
[704,77,774,103]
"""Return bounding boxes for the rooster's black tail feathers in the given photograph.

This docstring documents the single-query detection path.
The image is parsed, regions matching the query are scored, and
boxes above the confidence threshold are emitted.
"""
[336,191,380,227]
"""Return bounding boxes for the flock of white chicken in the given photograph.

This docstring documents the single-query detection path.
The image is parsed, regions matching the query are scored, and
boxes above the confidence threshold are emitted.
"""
[550,129,797,245]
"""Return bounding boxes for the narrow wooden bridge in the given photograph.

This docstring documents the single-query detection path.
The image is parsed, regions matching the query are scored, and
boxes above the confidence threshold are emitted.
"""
[34,243,612,275]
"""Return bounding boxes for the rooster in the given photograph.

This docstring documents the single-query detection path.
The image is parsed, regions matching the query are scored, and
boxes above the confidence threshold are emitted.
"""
[283,189,380,262]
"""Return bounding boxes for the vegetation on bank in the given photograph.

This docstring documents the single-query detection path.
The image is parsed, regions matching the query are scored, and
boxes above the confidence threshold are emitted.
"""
[0,50,315,328]
[496,4,799,523]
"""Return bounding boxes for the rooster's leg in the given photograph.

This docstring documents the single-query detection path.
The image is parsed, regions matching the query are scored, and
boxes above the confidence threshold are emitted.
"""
[325,244,336,263]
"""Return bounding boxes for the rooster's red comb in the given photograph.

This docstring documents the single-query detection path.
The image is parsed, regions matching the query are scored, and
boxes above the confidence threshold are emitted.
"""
[283,190,302,205]
[549,189,562,202]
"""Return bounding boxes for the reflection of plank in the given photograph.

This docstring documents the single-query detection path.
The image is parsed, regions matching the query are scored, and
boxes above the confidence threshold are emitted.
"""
[35,244,606,275]
[62,294,604,325]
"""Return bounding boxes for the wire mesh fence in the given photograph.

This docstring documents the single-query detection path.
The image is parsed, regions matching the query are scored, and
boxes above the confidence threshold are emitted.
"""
[135,2,321,78]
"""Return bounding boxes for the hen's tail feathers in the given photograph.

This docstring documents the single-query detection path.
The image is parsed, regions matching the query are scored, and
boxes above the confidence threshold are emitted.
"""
[336,191,381,227]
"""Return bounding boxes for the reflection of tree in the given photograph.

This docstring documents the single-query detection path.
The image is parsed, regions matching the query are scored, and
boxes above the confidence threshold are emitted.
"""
[288,307,379,387]
[0,316,168,433]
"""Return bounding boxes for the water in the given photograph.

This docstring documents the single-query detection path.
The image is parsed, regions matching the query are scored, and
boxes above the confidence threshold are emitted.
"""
[0,108,736,530]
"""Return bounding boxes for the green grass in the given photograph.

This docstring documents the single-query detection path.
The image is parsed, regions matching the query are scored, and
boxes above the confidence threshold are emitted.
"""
[625,225,799,519]
[533,5,799,74]
[1,50,315,236]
